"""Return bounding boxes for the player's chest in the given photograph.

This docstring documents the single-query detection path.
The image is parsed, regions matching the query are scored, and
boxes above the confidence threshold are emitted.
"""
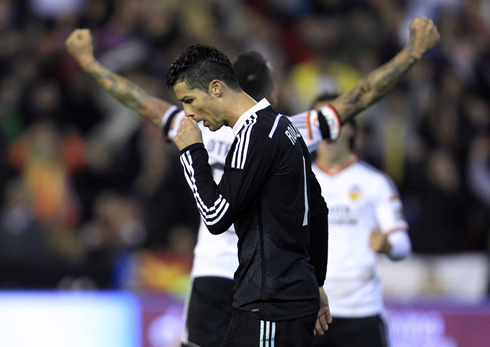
[317,173,374,217]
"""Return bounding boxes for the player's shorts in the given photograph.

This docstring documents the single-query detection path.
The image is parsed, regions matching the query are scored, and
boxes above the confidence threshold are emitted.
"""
[221,308,317,347]
[312,314,389,347]
[181,276,235,347]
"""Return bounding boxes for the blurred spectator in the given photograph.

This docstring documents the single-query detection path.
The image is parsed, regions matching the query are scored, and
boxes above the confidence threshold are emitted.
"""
[78,190,146,254]
[467,132,490,253]
[7,120,85,260]
[0,177,48,266]
[468,133,490,207]
[408,147,469,254]
[131,122,200,251]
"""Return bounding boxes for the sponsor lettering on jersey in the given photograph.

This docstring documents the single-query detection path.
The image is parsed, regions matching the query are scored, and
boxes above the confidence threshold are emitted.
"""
[329,205,359,226]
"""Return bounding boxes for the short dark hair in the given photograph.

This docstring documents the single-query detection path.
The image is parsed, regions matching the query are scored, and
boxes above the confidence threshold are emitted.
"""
[166,44,242,93]
[233,51,275,101]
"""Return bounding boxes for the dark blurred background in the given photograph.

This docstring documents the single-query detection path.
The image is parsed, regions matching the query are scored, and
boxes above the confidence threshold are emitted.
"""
[0,0,489,295]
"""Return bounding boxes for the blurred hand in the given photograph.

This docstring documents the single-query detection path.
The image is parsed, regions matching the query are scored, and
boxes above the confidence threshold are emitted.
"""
[408,17,441,59]
[315,287,332,335]
[175,117,203,151]
[369,228,392,254]
[470,135,490,159]
[65,29,95,69]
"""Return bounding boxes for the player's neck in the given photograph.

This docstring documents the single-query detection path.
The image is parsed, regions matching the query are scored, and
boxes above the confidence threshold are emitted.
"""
[317,146,355,171]
[225,91,257,128]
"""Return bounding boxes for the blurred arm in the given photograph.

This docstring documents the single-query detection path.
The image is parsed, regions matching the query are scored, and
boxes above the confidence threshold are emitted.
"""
[371,171,411,260]
[387,230,412,260]
[370,228,411,261]
[65,29,173,129]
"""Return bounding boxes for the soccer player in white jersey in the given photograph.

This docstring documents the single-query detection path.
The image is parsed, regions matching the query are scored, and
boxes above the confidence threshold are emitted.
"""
[65,17,439,347]
[311,93,412,347]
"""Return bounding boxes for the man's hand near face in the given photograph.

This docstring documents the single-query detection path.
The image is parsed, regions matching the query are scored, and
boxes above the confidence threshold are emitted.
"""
[175,117,204,151]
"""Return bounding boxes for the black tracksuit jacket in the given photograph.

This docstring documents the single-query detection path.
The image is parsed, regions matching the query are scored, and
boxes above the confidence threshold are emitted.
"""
[180,100,329,321]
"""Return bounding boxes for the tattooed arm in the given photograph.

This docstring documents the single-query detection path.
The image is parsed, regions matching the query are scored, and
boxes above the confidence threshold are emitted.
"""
[65,29,172,129]
[330,17,440,124]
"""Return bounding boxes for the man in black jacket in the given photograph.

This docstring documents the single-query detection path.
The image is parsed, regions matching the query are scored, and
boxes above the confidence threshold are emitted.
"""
[168,43,331,346]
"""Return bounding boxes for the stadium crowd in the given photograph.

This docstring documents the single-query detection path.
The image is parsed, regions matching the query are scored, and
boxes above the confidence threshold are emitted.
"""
[0,0,489,290]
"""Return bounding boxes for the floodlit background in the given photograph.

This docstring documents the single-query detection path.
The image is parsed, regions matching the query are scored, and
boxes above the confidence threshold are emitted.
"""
[0,0,489,346]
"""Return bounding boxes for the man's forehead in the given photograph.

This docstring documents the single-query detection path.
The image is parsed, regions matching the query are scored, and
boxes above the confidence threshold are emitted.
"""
[173,81,196,99]
[173,81,190,93]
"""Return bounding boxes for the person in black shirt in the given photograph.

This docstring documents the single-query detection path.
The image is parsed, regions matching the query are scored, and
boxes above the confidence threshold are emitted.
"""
[168,43,331,346]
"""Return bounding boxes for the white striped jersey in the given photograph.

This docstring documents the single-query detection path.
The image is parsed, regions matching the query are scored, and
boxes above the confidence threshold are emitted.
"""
[161,99,340,282]
[178,99,329,321]
[312,157,410,318]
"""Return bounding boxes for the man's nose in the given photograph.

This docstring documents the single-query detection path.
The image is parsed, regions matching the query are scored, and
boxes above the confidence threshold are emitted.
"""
[183,104,194,117]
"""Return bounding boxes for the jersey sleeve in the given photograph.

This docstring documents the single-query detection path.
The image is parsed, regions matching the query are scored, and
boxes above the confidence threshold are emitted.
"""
[373,175,411,260]
[373,174,409,235]
[308,171,329,286]
[288,105,341,153]
[179,130,276,235]
[387,231,412,260]
[161,106,186,142]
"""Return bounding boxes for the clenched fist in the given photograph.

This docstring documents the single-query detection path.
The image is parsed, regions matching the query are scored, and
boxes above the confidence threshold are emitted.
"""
[65,29,95,69]
[175,117,203,151]
[408,17,441,60]
[369,228,392,255]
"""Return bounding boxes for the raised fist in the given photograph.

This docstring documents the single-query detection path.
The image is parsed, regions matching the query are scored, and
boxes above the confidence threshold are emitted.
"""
[65,29,95,69]
[408,17,441,59]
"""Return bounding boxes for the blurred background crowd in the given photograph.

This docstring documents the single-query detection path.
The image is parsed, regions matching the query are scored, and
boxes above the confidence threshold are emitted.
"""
[0,0,489,293]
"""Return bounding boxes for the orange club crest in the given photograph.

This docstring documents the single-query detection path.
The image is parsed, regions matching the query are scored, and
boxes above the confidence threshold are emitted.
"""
[349,185,361,201]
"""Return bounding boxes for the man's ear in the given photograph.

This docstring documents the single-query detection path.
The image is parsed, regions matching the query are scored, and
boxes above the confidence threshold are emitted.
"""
[267,89,278,106]
[209,80,223,97]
